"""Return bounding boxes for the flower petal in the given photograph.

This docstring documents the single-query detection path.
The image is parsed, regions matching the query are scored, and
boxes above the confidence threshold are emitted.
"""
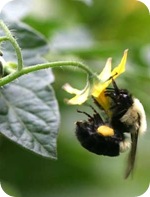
[111,49,128,79]
[98,58,112,82]
[62,83,81,95]
[63,82,90,105]
[66,88,89,105]
[92,58,112,98]
[92,49,128,113]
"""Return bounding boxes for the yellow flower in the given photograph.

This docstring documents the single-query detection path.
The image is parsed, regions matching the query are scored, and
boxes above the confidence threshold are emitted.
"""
[92,49,128,113]
[63,49,128,110]
[63,80,91,105]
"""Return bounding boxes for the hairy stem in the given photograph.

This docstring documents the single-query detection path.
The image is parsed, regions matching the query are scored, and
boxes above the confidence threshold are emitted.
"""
[0,61,98,86]
[0,20,98,87]
[0,20,23,71]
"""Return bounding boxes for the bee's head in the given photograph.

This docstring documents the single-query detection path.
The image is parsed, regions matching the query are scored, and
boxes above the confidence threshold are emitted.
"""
[105,79,133,118]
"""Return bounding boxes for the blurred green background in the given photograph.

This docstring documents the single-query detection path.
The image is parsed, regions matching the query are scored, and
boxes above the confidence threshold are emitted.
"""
[0,0,150,196]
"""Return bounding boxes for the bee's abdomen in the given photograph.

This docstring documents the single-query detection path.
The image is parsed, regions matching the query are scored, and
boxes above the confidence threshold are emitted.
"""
[76,121,120,157]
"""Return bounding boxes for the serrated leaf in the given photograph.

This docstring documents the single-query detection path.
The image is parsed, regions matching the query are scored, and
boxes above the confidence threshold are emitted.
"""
[0,70,60,158]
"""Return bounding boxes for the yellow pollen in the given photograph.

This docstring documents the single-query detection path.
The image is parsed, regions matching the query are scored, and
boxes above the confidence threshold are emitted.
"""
[97,125,114,136]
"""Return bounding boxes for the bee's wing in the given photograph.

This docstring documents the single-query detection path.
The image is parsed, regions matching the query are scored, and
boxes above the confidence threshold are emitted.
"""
[124,130,139,179]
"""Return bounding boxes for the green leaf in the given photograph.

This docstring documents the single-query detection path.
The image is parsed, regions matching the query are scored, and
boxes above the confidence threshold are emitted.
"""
[0,70,60,158]
[0,20,60,158]
[1,21,50,66]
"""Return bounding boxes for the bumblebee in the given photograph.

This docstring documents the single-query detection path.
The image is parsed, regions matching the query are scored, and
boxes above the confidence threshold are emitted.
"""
[76,79,147,178]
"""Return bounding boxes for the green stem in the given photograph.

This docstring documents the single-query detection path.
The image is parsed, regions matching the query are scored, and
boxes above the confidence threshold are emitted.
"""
[0,61,98,86]
[24,61,95,76]
[0,36,9,42]
[0,20,98,87]
[0,20,23,71]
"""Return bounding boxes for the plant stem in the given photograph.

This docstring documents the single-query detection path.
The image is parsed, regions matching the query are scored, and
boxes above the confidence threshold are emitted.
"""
[0,20,98,87]
[0,36,9,42]
[0,20,23,71]
[23,61,95,76]
[0,61,98,86]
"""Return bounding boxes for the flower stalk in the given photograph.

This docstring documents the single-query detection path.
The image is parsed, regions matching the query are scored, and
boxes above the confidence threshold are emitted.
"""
[0,60,98,86]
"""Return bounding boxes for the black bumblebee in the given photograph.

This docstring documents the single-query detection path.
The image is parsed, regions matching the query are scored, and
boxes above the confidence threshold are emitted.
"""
[76,79,147,178]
